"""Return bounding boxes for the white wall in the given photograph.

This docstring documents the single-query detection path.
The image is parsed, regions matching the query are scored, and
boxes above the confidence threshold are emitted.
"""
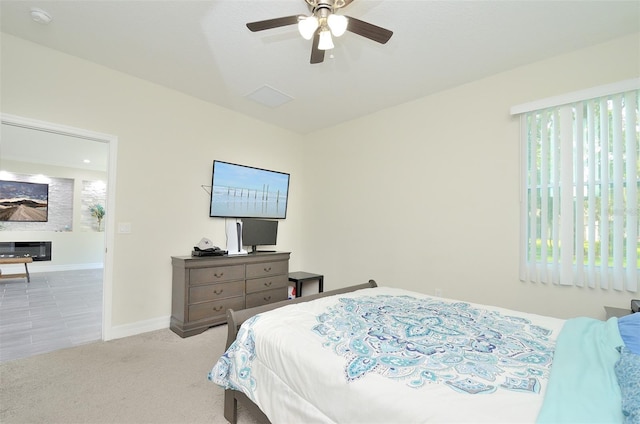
[1,31,638,338]
[300,33,640,320]
[0,33,304,333]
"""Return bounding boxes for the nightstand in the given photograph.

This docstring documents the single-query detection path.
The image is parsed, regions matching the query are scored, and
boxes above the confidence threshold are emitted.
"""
[604,306,630,319]
[288,271,324,298]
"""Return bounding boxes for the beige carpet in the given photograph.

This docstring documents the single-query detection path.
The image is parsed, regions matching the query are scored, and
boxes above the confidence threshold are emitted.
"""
[0,325,261,424]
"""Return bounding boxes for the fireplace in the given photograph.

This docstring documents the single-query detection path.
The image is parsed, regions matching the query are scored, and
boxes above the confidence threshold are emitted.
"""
[0,241,52,261]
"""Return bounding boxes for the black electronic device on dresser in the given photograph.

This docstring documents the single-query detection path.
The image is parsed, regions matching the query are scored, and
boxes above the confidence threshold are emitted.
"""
[192,249,225,257]
[242,218,278,253]
[632,299,640,313]
[191,237,226,257]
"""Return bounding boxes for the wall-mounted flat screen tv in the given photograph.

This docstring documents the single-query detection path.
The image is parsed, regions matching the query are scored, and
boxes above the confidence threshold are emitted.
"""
[210,161,290,219]
[0,180,49,222]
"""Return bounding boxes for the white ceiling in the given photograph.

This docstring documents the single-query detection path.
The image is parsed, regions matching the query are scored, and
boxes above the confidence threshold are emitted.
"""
[1,0,639,135]
[1,122,109,172]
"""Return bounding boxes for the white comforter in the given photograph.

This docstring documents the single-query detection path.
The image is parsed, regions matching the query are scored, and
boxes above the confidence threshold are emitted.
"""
[210,287,565,423]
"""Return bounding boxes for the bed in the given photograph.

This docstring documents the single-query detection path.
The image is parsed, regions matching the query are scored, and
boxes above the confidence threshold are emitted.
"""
[209,281,640,424]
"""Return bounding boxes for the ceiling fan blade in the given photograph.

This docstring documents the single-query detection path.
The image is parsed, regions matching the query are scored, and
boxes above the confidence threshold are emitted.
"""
[310,30,325,64]
[246,15,300,32]
[334,0,355,9]
[345,16,393,44]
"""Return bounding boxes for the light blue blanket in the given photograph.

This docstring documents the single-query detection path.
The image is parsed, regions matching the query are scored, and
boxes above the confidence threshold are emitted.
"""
[537,317,624,424]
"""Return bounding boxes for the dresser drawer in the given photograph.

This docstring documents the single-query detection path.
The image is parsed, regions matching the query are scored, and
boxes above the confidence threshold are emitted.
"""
[246,274,288,294]
[188,296,245,322]
[190,264,244,285]
[189,280,244,304]
[246,260,287,279]
[245,287,287,308]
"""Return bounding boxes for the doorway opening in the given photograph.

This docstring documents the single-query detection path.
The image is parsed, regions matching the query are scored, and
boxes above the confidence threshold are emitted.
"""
[0,113,117,361]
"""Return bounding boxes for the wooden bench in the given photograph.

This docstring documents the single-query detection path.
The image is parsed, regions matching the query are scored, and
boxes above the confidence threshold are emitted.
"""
[0,256,33,282]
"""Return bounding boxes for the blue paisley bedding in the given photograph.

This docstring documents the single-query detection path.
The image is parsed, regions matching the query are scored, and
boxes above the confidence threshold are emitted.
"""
[312,294,554,394]
[210,287,566,423]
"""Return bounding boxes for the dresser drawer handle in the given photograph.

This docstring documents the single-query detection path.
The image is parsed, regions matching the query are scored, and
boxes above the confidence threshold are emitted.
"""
[213,272,224,278]
[212,305,224,312]
[263,281,272,287]
[263,267,272,272]
[213,289,223,295]
[263,296,272,302]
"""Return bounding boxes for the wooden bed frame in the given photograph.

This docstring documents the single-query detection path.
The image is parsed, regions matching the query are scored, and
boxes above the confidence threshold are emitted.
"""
[223,280,378,424]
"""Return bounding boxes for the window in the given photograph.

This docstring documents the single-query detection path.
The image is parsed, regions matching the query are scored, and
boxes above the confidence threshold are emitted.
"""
[514,82,638,292]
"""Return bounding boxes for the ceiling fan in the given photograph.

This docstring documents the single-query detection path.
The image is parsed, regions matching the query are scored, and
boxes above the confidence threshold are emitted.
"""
[246,0,393,64]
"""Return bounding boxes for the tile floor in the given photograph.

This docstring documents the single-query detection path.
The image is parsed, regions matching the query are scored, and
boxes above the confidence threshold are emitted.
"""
[0,269,103,363]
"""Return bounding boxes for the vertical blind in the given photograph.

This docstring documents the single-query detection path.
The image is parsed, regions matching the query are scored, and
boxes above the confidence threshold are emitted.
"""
[517,86,638,293]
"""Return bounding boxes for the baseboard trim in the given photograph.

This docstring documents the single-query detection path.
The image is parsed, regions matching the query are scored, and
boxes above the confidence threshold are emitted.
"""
[105,315,171,341]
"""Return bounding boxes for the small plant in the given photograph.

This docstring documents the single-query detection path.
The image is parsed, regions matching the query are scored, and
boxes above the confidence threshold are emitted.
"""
[90,204,105,231]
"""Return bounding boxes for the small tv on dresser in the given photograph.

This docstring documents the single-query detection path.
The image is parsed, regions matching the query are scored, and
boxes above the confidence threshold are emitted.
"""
[242,218,278,253]
[209,161,290,219]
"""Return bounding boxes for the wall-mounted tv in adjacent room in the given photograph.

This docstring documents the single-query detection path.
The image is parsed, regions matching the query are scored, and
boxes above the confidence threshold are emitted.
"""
[0,180,49,222]
[210,161,290,219]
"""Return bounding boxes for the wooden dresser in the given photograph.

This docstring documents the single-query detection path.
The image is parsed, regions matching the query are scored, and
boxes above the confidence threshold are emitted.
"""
[170,252,290,337]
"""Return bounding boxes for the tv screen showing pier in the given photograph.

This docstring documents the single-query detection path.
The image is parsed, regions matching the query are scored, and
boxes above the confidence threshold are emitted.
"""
[209,161,290,219]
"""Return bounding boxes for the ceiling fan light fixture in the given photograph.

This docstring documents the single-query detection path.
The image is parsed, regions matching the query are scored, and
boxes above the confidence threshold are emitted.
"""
[318,28,334,50]
[246,0,393,64]
[298,16,319,40]
[327,14,348,37]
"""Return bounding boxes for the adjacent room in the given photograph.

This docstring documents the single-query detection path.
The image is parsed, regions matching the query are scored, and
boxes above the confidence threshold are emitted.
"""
[0,0,638,423]
[0,124,108,362]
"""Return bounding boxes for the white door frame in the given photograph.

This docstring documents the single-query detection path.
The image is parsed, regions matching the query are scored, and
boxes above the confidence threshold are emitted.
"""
[1,113,117,340]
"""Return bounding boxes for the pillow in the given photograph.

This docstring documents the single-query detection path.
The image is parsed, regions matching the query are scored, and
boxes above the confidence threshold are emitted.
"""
[615,346,640,424]
[618,313,640,354]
